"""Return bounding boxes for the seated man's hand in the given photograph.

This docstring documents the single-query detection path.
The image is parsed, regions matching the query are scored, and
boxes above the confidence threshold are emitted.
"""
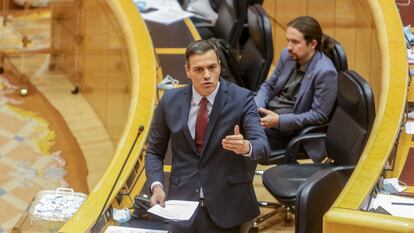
[222,125,250,155]
[150,184,165,207]
[259,108,279,128]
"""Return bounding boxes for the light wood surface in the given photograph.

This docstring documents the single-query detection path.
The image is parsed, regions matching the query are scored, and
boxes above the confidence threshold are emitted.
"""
[31,63,115,190]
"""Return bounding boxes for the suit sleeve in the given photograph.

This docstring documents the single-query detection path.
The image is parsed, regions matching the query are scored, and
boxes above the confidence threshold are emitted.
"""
[242,93,271,162]
[279,68,337,132]
[255,49,288,108]
[145,95,171,189]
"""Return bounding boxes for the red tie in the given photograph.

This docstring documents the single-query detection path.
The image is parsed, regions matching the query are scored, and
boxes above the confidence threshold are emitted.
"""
[195,97,208,154]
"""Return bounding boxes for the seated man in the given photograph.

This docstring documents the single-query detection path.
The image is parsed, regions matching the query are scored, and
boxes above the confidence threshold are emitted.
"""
[255,16,338,162]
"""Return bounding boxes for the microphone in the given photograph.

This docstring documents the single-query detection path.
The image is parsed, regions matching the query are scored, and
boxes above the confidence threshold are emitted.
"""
[94,125,145,229]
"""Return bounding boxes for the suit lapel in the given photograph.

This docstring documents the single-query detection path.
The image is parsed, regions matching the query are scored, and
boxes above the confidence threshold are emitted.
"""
[180,85,198,154]
[200,81,227,156]
[274,61,296,95]
[295,51,322,110]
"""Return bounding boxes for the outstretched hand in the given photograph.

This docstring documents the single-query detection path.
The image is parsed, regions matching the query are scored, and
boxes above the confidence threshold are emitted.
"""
[259,108,279,128]
[222,125,250,155]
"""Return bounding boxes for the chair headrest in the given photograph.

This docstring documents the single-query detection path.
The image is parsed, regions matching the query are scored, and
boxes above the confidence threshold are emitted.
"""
[247,5,272,57]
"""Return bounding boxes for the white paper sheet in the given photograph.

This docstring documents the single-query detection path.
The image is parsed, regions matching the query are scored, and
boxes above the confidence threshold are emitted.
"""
[141,8,193,25]
[405,121,414,134]
[370,193,414,219]
[148,200,199,221]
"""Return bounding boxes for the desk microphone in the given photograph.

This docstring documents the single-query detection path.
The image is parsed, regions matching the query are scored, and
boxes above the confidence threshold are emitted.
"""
[93,125,145,229]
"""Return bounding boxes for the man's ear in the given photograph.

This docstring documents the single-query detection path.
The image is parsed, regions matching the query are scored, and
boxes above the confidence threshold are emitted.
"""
[310,39,318,50]
[185,64,191,79]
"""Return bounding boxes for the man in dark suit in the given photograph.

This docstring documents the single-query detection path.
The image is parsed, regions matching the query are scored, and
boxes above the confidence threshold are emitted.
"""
[255,16,338,162]
[145,40,270,233]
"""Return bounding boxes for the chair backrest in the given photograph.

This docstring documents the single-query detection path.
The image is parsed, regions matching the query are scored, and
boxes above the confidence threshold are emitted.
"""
[323,34,348,72]
[331,42,348,72]
[238,4,273,91]
[326,70,375,166]
[213,0,247,48]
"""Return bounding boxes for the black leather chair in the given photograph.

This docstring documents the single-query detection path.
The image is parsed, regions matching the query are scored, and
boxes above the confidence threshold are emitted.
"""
[252,70,376,233]
[262,38,348,165]
[197,0,247,49]
[238,4,273,91]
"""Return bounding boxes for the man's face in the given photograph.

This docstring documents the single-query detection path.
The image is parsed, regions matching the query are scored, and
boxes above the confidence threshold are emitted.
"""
[286,26,317,65]
[185,50,221,97]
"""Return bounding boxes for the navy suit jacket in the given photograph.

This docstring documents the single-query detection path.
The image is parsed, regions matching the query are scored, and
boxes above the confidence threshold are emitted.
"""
[145,80,270,228]
[255,48,337,161]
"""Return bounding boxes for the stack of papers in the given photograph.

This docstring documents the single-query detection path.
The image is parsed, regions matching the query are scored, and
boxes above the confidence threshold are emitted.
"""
[148,200,199,221]
[369,193,414,219]
[141,8,193,25]
[133,0,194,25]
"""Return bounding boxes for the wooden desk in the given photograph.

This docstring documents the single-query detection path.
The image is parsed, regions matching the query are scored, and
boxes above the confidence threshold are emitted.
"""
[146,18,201,85]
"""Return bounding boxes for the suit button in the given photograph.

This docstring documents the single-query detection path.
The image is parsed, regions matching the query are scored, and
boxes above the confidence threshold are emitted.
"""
[195,189,199,193]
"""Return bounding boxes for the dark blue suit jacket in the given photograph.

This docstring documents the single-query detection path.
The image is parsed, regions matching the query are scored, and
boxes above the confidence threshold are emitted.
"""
[145,80,270,228]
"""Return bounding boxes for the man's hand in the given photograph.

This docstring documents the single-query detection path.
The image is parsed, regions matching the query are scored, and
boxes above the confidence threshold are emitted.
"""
[222,125,250,155]
[150,184,165,207]
[259,108,279,128]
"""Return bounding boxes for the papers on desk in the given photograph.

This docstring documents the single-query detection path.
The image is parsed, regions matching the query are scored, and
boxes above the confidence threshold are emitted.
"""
[133,0,194,25]
[148,200,199,221]
[141,8,193,25]
[370,193,414,219]
[406,121,414,134]
[105,226,167,233]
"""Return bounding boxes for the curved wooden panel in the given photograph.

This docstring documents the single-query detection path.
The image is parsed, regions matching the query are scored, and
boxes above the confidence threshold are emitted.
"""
[59,0,157,231]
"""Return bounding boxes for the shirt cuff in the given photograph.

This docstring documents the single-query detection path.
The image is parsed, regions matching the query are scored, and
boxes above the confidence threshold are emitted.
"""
[150,181,163,193]
[243,141,252,157]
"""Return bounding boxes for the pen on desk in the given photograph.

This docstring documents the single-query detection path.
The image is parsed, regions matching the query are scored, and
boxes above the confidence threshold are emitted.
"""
[391,202,414,206]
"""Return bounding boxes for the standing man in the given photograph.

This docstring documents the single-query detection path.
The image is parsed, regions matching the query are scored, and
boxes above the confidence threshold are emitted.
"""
[255,16,338,162]
[145,40,270,233]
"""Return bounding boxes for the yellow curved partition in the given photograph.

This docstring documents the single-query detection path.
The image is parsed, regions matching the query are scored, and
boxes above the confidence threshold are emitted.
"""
[324,0,413,232]
[59,0,157,232]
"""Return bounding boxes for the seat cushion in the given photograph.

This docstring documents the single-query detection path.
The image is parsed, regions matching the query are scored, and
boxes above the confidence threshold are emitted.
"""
[262,163,333,205]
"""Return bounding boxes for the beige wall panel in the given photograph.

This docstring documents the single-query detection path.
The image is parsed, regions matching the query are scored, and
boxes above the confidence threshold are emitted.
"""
[307,0,335,36]
[263,0,276,20]
[369,27,381,106]
[354,1,372,81]
[334,0,357,69]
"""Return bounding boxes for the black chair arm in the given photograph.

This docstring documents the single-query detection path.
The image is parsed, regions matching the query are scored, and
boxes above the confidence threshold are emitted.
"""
[297,123,329,137]
[285,133,327,162]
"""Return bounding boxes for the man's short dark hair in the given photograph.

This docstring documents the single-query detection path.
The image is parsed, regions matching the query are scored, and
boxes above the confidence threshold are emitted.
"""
[185,39,220,65]
[288,16,323,50]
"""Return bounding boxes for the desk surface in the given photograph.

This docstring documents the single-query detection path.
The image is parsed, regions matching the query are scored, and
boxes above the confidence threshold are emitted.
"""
[146,18,201,85]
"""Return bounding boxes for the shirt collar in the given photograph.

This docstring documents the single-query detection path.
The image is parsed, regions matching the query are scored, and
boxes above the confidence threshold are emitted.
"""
[192,81,220,106]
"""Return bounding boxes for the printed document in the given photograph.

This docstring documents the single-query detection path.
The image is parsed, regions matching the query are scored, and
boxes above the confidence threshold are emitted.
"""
[370,193,414,219]
[148,200,199,221]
